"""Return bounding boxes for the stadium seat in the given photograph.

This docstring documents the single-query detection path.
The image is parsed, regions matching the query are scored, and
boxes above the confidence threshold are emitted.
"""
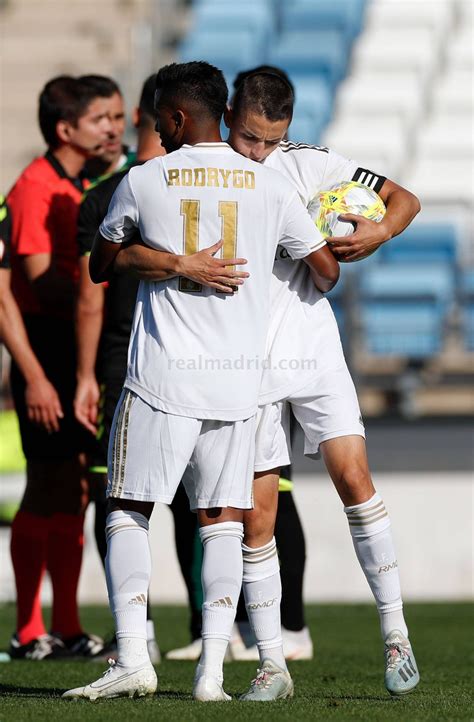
[189,3,276,54]
[334,73,425,130]
[416,114,473,159]
[292,76,333,127]
[402,158,474,206]
[360,303,445,357]
[365,0,455,41]
[432,70,474,115]
[268,30,349,88]
[351,29,438,83]
[461,270,474,351]
[378,223,459,265]
[358,263,455,357]
[281,0,366,41]
[289,112,327,146]
[322,117,407,178]
[446,27,474,70]
[179,29,265,82]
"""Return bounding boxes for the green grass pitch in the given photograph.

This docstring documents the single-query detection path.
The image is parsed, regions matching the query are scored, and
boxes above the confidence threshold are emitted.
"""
[0,603,472,721]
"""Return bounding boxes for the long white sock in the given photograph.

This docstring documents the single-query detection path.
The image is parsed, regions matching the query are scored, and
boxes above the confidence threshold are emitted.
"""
[105,509,151,667]
[197,521,243,681]
[344,492,408,640]
[242,538,287,670]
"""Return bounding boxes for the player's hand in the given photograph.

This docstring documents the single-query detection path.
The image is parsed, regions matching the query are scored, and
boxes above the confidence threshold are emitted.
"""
[327,214,389,263]
[178,239,249,293]
[25,377,64,434]
[74,375,100,435]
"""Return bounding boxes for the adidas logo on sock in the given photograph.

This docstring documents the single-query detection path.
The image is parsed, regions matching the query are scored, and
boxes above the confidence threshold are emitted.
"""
[210,596,234,609]
[128,593,147,606]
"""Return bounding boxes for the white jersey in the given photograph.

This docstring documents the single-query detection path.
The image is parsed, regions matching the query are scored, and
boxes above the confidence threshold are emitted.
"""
[258,142,386,404]
[100,142,325,421]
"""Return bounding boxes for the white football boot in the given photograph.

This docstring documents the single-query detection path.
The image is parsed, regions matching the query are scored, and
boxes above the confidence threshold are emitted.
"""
[384,630,420,696]
[62,659,157,701]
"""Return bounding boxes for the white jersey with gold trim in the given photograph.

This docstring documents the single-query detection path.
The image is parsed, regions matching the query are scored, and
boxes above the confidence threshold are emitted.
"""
[259,142,386,404]
[100,142,325,421]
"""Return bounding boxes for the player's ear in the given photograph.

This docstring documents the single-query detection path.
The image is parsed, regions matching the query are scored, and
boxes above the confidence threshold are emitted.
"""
[56,120,71,144]
[173,110,185,130]
[223,106,233,129]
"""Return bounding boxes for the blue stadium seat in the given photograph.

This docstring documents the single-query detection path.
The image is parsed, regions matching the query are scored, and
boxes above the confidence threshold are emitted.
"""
[360,264,455,306]
[378,223,459,264]
[288,111,327,145]
[361,303,445,357]
[179,30,265,82]
[281,0,366,40]
[268,30,349,88]
[293,75,333,126]
[460,269,474,351]
[358,264,455,358]
[190,3,276,54]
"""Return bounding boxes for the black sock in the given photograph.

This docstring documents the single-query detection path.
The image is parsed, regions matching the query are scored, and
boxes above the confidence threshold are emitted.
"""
[275,487,307,632]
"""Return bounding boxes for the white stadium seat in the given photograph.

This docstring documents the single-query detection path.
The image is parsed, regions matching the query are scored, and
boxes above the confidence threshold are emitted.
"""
[446,27,474,70]
[416,114,474,158]
[351,28,439,83]
[322,117,408,178]
[365,0,455,41]
[335,72,426,129]
[403,158,474,206]
[432,70,474,115]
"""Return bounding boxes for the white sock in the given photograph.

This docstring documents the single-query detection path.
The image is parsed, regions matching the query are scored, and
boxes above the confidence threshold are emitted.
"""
[105,509,151,667]
[242,538,287,670]
[197,521,243,681]
[344,492,408,640]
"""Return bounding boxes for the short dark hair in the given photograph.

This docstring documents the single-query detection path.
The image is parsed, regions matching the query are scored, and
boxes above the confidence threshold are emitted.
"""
[231,68,294,123]
[79,74,121,98]
[233,65,295,95]
[138,74,158,126]
[38,75,106,148]
[155,61,228,122]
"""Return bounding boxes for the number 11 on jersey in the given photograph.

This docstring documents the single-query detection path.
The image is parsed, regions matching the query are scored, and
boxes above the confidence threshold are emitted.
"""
[179,199,238,293]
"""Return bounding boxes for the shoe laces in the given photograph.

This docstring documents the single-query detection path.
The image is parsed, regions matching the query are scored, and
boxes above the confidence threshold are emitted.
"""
[101,658,117,678]
[251,667,274,689]
[385,642,409,671]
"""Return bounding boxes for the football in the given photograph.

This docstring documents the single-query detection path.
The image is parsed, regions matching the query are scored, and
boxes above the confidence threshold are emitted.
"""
[308,180,386,260]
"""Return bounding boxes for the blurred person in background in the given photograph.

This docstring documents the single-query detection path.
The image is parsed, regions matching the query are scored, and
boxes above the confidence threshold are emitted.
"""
[0,196,62,433]
[74,74,202,663]
[6,76,112,660]
[79,75,134,183]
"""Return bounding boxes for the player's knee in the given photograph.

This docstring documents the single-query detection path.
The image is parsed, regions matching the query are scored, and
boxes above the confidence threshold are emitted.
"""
[337,463,374,506]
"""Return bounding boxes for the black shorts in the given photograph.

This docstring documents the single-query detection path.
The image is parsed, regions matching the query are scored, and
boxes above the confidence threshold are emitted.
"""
[10,314,96,460]
[88,377,124,473]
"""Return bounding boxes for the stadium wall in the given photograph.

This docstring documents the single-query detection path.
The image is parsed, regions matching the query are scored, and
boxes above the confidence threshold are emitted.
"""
[1,471,472,604]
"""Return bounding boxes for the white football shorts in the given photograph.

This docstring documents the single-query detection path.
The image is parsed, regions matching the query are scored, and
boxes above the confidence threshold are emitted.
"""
[254,402,291,472]
[255,363,365,471]
[107,389,256,510]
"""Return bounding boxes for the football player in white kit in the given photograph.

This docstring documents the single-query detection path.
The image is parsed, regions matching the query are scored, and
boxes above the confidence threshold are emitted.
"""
[224,70,421,699]
[114,70,422,700]
[63,62,339,702]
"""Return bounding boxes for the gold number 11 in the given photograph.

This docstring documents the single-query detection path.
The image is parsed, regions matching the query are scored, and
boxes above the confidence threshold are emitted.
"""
[179,199,238,293]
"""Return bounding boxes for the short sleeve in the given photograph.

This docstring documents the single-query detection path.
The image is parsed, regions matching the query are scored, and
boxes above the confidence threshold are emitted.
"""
[279,190,326,260]
[99,174,139,244]
[8,179,52,256]
[323,150,386,194]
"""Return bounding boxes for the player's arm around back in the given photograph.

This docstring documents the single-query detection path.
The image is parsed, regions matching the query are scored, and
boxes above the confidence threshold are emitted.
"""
[303,244,340,293]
